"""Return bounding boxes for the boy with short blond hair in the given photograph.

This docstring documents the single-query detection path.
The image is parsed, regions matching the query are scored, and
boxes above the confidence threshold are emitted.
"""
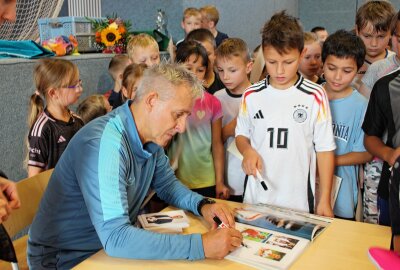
[186,28,225,94]
[200,5,228,47]
[235,11,336,216]
[127,33,160,67]
[214,38,253,202]
[353,0,396,89]
[176,7,202,47]
[321,30,371,219]
[107,54,130,109]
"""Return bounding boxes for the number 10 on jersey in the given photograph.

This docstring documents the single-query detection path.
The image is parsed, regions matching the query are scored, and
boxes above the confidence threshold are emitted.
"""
[267,128,288,149]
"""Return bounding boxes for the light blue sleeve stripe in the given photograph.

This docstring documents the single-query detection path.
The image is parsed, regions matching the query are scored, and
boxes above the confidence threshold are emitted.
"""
[98,115,125,221]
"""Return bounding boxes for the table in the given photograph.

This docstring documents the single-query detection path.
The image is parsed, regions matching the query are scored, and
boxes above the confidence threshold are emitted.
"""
[74,201,391,270]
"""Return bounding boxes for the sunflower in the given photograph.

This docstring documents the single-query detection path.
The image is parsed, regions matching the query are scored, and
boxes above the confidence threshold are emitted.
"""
[100,25,122,47]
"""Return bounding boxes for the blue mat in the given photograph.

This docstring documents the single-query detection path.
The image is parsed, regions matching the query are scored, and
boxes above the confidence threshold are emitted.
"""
[0,40,54,59]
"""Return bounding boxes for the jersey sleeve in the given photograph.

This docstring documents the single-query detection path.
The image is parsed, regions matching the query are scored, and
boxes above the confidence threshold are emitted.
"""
[74,133,204,261]
[362,81,388,137]
[313,88,336,152]
[361,64,378,93]
[27,125,49,168]
[235,91,252,139]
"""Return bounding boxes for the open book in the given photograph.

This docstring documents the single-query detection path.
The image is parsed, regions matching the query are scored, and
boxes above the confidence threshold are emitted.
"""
[226,204,332,269]
[138,210,189,233]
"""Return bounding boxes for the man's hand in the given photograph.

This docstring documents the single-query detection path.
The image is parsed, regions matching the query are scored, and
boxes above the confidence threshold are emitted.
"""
[201,202,235,229]
[216,183,230,200]
[202,227,242,259]
[241,148,263,177]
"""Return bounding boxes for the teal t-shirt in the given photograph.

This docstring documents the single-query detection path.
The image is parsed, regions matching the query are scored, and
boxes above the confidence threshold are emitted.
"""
[330,90,368,218]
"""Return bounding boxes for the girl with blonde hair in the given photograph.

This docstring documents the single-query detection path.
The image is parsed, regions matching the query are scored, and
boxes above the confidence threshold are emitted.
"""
[27,58,84,176]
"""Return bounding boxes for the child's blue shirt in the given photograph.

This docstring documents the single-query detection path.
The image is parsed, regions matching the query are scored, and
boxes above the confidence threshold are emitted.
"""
[330,90,368,218]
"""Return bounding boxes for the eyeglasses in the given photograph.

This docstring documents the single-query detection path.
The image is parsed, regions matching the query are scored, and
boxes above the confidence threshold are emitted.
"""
[67,79,82,89]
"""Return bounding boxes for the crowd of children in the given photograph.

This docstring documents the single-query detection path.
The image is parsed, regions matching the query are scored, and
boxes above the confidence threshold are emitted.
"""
[22,2,400,256]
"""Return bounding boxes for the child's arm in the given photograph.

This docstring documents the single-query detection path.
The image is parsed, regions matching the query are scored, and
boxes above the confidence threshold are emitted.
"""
[236,135,263,177]
[222,118,237,143]
[28,166,45,177]
[212,118,229,199]
[335,151,372,166]
[364,135,400,166]
[358,83,371,99]
[316,151,335,217]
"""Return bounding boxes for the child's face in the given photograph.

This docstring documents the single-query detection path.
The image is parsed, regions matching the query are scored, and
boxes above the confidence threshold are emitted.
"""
[200,12,211,29]
[315,30,328,42]
[185,54,207,81]
[130,45,160,67]
[299,41,322,80]
[58,78,83,106]
[181,15,201,35]
[323,55,357,94]
[263,46,303,90]
[216,55,252,93]
[357,22,391,61]
[199,41,216,69]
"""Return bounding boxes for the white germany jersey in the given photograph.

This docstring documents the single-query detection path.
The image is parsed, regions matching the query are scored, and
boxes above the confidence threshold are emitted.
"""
[235,75,336,212]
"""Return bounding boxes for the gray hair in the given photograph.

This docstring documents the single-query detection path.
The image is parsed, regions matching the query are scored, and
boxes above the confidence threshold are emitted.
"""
[134,62,204,103]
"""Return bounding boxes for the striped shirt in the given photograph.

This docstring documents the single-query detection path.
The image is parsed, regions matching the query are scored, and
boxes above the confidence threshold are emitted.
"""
[236,74,336,212]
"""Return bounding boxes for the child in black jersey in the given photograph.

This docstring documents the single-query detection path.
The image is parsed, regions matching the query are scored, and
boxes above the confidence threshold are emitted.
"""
[27,59,84,177]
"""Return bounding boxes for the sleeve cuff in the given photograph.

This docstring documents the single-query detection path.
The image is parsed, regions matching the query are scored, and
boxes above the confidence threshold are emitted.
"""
[188,234,205,260]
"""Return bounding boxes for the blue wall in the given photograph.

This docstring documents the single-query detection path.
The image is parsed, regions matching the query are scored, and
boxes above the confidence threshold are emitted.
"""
[60,0,400,48]
[101,0,298,51]
[299,0,400,34]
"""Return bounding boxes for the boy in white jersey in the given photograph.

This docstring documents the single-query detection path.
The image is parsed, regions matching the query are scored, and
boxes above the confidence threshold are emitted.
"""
[214,38,253,202]
[235,11,336,216]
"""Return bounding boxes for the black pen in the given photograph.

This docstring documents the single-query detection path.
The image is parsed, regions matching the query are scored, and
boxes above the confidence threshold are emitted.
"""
[256,170,268,191]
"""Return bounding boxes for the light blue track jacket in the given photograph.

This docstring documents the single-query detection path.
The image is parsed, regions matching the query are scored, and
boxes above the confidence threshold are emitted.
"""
[28,101,205,267]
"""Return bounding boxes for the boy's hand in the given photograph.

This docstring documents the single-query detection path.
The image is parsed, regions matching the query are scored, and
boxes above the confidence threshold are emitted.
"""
[242,148,263,176]
[216,183,230,200]
[316,199,334,217]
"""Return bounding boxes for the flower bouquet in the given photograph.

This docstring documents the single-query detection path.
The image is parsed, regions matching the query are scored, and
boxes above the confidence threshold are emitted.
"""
[88,14,132,54]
